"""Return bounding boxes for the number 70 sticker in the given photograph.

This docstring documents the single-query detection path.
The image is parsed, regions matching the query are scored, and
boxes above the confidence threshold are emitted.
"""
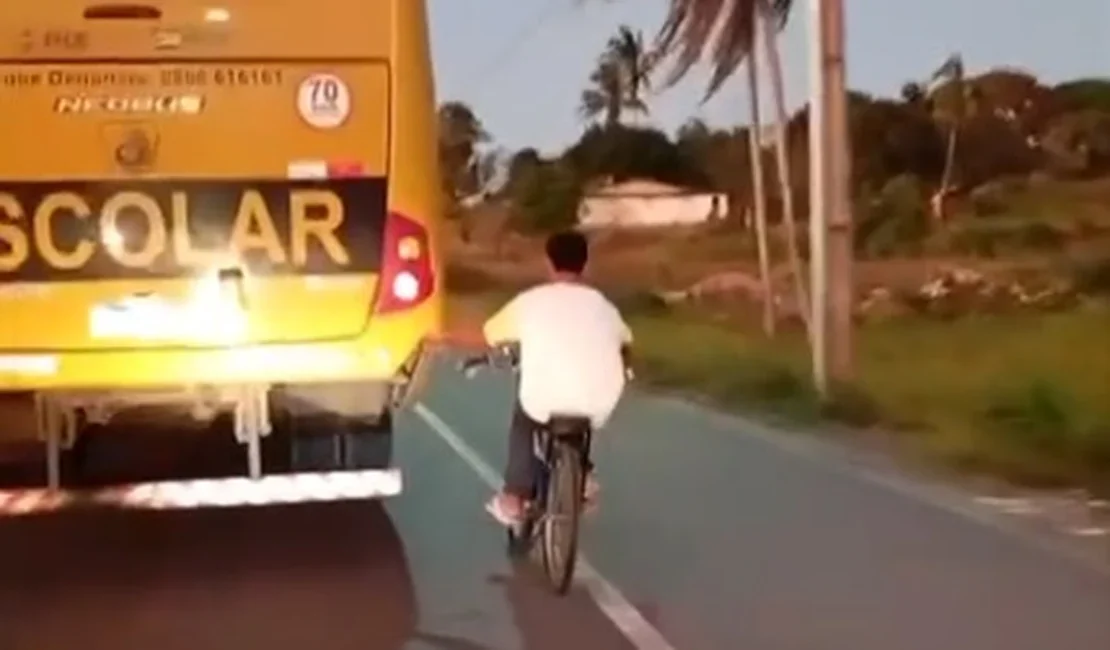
[296,73,351,129]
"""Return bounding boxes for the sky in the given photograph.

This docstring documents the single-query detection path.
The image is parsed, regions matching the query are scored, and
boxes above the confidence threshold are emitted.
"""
[426,0,1109,155]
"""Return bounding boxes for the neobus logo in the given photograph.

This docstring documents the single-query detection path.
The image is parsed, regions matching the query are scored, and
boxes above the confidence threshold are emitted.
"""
[53,94,205,115]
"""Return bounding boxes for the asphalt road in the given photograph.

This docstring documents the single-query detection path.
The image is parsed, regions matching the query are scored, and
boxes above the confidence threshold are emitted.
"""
[1,359,1109,650]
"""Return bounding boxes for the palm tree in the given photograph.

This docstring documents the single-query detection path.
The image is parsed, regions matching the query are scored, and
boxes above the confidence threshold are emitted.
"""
[437,101,490,211]
[900,81,927,106]
[579,60,644,127]
[758,0,810,338]
[654,0,794,99]
[580,26,655,127]
[742,29,775,336]
[438,101,488,153]
[604,25,655,123]
[651,0,807,338]
[927,53,971,222]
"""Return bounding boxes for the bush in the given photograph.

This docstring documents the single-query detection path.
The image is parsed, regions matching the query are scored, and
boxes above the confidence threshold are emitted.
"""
[510,161,583,233]
[1069,255,1110,296]
[968,181,1010,217]
[943,220,1067,257]
[854,174,931,258]
[980,380,1074,457]
[976,380,1110,484]
[943,224,1000,257]
[821,382,883,427]
[1014,221,1067,249]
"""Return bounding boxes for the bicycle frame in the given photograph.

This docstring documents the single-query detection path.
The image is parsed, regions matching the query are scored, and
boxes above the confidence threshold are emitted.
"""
[527,423,592,519]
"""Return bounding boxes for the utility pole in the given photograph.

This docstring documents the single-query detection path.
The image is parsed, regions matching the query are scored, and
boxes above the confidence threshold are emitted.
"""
[807,0,853,397]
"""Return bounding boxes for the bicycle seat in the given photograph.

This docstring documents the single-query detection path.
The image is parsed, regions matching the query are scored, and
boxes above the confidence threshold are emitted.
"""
[546,414,592,437]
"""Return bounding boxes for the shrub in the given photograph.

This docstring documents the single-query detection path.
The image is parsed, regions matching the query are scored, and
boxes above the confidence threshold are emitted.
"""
[1069,255,1110,296]
[944,220,1066,257]
[944,225,1000,258]
[980,380,1074,456]
[968,181,1010,217]
[510,161,583,233]
[821,382,883,427]
[854,174,931,258]
[1014,221,1067,250]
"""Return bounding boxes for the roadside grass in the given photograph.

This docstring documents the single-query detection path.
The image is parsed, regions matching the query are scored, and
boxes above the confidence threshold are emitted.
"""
[627,305,1110,492]
[446,270,1110,493]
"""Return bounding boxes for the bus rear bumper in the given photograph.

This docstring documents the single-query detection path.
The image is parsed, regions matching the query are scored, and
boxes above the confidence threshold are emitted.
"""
[0,467,403,517]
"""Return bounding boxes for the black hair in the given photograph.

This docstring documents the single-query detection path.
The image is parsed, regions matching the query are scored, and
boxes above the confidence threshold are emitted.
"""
[544,230,589,274]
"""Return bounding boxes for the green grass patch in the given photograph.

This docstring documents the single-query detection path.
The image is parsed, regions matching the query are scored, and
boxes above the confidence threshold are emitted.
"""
[630,307,1110,491]
[628,314,817,415]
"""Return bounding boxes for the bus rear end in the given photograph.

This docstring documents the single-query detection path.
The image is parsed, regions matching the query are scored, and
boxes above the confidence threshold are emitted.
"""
[0,0,444,507]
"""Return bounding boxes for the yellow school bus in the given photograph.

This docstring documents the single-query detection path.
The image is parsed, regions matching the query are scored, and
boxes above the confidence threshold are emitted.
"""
[0,1,443,499]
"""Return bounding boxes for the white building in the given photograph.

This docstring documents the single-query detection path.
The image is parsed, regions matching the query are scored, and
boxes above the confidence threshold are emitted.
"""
[577,179,729,229]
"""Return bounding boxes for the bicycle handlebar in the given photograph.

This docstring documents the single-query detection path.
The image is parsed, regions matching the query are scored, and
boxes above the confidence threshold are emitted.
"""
[457,342,520,376]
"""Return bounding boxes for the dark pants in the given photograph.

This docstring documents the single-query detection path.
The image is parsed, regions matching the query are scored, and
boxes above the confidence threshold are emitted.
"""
[504,399,592,498]
[504,400,539,497]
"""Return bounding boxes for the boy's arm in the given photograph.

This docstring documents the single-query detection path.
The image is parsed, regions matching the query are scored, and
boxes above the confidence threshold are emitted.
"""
[434,296,519,352]
[433,324,487,352]
[482,296,519,344]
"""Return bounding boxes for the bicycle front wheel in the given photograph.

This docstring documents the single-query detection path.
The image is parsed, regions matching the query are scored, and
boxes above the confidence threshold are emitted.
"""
[541,441,583,595]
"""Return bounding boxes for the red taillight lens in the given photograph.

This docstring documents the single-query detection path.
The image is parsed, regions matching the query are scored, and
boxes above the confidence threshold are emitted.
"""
[375,211,435,314]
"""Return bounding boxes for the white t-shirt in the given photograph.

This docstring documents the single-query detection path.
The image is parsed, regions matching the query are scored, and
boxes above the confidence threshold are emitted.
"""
[483,282,632,428]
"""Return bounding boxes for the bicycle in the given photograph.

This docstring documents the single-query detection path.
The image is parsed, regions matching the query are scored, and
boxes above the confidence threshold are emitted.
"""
[458,343,597,595]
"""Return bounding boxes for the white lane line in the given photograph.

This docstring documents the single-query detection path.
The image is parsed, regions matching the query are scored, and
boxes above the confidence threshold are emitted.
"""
[414,402,677,650]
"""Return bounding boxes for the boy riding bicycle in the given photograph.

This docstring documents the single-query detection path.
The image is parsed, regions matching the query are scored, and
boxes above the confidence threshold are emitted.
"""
[449,231,633,526]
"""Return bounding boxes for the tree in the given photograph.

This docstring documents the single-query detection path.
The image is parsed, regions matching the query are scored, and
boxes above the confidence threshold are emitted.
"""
[971,69,1059,137]
[564,124,705,187]
[580,25,654,127]
[505,147,543,196]
[579,60,640,127]
[675,121,754,197]
[849,93,946,188]
[758,0,810,339]
[926,53,973,221]
[650,0,799,338]
[1053,78,1110,114]
[921,63,1059,209]
[675,118,713,163]
[742,28,775,336]
[901,82,927,106]
[509,159,583,233]
[1041,110,1110,177]
[654,0,794,100]
[603,0,859,389]
[437,101,490,205]
[605,25,654,120]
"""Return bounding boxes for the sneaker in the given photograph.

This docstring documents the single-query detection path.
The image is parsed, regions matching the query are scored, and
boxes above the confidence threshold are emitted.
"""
[583,472,600,515]
[485,491,525,526]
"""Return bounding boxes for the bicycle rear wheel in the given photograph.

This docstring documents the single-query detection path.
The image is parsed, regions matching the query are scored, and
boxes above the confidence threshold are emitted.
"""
[541,441,583,595]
